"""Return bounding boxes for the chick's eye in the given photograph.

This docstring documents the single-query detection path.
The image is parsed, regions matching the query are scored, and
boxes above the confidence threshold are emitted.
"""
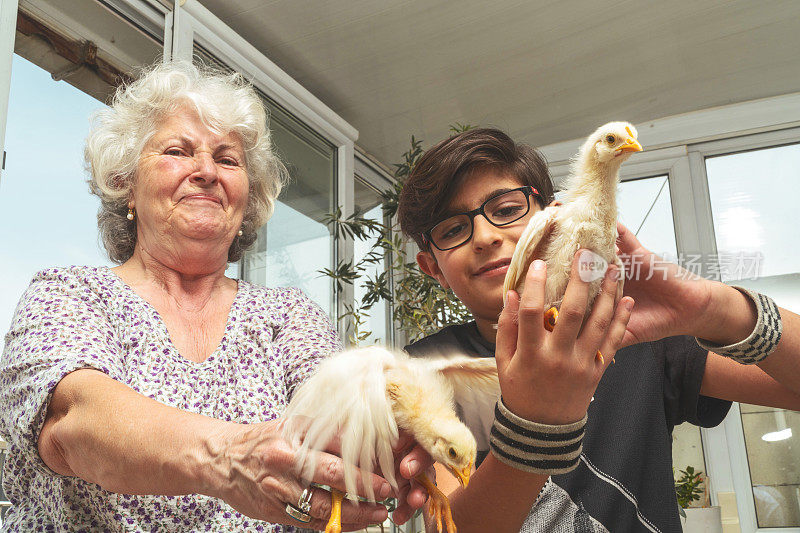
[448,447,457,459]
[605,134,616,145]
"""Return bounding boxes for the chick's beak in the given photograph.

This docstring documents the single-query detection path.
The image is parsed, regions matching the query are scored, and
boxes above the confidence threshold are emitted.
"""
[447,463,472,488]
[618,138,643,153]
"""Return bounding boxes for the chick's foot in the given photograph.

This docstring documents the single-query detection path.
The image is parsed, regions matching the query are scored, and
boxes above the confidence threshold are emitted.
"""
[544,306,608,364]
[325,489,344,533]
[414,473,457,533]
[544,306,559,331]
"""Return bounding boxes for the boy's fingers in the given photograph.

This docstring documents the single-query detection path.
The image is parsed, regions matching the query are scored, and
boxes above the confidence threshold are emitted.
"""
[577,265,618,357]
[616,221,643,255]
[399,443,434,479]
[551,250,591,349]
[598,297,634,369]
[495,290,520,373]
[516,260,548,356]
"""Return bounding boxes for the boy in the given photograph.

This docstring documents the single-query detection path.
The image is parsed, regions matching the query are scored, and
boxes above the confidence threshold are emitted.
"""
[397,128,800,532]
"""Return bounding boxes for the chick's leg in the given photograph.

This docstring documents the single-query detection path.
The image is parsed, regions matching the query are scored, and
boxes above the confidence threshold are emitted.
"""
[544,307,559,331]
[325,489,344,533]
[544,306,605,364]
[414,472,457,533]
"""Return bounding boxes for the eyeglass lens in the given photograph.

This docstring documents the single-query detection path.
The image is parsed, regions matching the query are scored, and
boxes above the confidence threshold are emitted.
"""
[429,189,530,250]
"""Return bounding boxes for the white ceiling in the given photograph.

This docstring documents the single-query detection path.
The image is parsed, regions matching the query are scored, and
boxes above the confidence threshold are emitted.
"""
[199,0,800,168]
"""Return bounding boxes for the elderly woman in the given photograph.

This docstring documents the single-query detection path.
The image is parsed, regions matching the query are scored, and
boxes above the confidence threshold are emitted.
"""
[0,62,427,531]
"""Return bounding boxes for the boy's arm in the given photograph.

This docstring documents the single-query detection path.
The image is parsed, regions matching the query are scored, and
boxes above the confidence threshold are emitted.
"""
[615,221,800,398]
[701,350,800,409]
[425,460,548,533]
[696,284,800,400]
[420,253,632,533]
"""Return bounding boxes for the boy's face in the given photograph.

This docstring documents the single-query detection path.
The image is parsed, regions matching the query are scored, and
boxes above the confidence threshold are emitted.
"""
[416,168,541,325]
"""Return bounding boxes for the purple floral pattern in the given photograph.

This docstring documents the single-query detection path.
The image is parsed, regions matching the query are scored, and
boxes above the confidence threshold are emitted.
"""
[0,266,341,531]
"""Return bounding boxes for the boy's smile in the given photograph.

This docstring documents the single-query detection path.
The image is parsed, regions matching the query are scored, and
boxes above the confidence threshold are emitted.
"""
[472,258,512,278]
[417,168,542,340]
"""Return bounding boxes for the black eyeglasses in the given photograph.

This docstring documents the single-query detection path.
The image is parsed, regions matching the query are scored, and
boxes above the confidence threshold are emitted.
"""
[423,186,541,251]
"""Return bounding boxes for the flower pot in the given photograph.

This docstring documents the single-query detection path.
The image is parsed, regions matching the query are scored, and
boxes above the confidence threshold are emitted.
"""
[681,506,723,533]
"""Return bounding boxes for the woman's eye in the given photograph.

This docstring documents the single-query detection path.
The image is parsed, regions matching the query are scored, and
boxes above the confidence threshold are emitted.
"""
[165,148,185,156]
[219,157,239,166]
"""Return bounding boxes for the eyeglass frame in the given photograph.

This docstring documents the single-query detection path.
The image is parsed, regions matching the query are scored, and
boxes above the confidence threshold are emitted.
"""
[422,186,542,251]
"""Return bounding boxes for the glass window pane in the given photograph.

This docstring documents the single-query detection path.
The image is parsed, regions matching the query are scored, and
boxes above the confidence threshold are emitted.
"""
[241,97,337,318]
[706,144,800,528]
[618,175,678,260]
[353,178,390,345]
[707,144,799,282]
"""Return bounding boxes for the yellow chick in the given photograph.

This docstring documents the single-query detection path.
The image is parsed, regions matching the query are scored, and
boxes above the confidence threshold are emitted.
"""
[503,122,643,360]
[282,347,499,533]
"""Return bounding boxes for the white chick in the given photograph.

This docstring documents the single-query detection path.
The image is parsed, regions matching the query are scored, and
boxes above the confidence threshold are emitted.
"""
[282,347,499,533]
[503,122,643,352]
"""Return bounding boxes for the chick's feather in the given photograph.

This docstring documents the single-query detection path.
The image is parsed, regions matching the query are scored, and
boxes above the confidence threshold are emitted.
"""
[282,347,400,501]
[282,347,499,501]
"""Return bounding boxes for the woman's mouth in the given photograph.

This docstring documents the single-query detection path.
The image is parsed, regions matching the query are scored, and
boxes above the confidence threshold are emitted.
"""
[182,194,222,205]
[473,259,511,277]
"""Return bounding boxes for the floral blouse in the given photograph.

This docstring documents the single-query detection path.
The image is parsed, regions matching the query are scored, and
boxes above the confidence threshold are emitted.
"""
[0,266,340,532]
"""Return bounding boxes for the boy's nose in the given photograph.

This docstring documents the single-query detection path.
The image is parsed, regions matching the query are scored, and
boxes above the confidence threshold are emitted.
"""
[471,215,503,250]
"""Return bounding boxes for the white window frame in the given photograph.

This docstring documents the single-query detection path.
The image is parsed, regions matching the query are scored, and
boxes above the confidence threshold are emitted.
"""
[0,0,19,184]
[541,97,800,533]
[354,152,396,347]
[692,126,800,533]
[164,0,359,336]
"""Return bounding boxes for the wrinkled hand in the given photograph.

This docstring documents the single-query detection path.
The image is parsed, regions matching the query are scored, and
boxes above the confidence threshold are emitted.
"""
[208,420,392,531]
[496,250,633,425]
[390,431,436,525]
[615,221,714,347]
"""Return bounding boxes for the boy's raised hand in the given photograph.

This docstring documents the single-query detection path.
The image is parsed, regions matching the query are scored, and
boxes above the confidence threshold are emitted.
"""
[615,221,716,348]
[495,250,634,425]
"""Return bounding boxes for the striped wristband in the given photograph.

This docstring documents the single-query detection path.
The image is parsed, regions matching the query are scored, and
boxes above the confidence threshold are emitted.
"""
[696,286,782,365]
[489,398,586,475]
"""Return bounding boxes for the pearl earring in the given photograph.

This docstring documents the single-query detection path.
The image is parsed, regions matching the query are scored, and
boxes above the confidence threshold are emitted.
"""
[237,229,243,237]
[127,207,135,221]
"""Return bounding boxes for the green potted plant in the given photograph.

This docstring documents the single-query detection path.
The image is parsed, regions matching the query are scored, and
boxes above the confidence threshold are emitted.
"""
[675,466,722,532]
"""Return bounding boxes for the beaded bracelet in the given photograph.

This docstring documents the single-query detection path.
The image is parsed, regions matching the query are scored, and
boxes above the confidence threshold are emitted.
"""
[696,286,782,365]
[489,398,586,475]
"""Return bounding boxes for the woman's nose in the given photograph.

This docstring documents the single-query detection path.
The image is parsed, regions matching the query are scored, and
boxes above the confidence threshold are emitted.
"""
[471,215,502,250]
[190,152,219,185]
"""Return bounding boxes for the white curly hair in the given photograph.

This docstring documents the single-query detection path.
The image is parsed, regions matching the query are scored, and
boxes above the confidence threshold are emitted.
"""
[85,60,286,263]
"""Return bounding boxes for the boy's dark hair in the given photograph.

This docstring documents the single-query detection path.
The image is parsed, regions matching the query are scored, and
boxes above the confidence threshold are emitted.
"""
[398,128,555,249]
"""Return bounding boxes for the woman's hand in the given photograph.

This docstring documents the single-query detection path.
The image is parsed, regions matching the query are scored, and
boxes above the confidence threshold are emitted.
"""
[205,420,392,531]
[495,250,633,425]
[615,221,717,347]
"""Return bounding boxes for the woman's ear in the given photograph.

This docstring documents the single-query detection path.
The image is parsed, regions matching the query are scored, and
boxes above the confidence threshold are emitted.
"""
[416,250,450,289]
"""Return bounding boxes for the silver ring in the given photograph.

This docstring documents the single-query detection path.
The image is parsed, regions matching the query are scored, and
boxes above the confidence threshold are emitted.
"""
[297,487,313,514]
[285,503,311,523]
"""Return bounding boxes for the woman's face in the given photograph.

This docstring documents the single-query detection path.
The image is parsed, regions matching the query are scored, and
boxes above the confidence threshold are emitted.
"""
[132,109,249,259]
